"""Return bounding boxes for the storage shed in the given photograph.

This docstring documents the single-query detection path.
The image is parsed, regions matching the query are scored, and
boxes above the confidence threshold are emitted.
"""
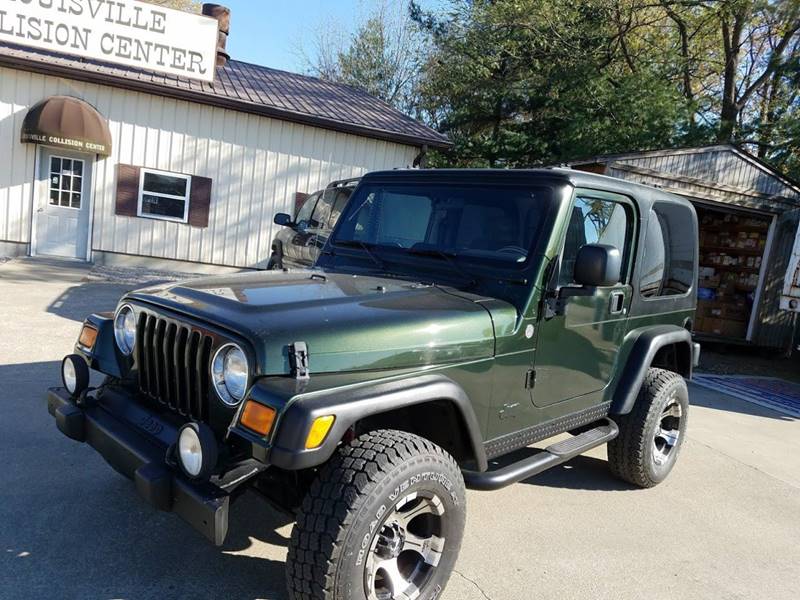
[0,30,449,271]
[570,145,800,352]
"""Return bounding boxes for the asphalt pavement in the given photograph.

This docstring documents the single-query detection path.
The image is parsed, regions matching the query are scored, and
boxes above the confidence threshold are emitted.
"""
[1,257,798,600]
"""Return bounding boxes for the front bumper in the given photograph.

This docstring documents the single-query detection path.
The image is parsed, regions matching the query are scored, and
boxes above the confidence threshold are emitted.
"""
[47,386,231,546]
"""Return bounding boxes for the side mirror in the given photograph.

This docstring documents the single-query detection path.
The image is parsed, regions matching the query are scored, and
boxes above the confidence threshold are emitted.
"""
[274,213,294,227]
[545,244,623,319]
[574,244,622,287]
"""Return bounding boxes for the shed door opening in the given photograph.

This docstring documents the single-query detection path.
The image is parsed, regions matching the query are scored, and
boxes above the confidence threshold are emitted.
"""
[694,203,772,341]
[33,148,93,260]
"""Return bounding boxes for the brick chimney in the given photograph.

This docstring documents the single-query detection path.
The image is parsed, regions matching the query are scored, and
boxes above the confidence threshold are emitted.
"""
[202,4,231,68]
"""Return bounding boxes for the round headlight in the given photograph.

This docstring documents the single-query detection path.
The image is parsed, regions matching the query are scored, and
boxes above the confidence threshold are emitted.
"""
[211,343,249,406]
[113,304,137,356]
[177,422,217,479]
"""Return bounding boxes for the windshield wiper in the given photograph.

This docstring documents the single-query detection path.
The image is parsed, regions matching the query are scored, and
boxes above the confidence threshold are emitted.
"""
[334,239,385,269]
[406,245,478,288]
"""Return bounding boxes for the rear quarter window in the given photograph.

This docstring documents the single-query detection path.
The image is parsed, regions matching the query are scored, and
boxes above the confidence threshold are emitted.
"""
[640,202,696,298]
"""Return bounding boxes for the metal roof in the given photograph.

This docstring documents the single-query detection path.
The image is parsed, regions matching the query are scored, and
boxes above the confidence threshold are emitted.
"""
[568,144,800,208]
[0,43,451,150]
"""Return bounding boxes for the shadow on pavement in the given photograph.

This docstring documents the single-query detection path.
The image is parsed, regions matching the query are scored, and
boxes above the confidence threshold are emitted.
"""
[0,359,293,600]
[46,277,184,323]
[46,282,140,322]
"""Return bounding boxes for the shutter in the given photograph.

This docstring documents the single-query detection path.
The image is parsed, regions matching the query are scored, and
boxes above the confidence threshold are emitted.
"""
[294,192,309,214]
[188,176,212,228]
[115,164,140,217]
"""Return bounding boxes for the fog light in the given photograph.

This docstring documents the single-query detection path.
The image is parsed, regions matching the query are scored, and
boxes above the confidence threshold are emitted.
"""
[177,422,217,480]
[62,354,89,397]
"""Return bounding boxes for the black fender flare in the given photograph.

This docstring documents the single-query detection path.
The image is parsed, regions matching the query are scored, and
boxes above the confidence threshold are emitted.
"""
[609,325,694,415]
[268,373,488,472]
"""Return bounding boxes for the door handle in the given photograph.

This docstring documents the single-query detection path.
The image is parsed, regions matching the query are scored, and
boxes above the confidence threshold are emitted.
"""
[609,291,626,315]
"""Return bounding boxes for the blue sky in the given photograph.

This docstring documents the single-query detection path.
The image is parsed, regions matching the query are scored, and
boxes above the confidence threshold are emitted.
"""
[222,0,442,73]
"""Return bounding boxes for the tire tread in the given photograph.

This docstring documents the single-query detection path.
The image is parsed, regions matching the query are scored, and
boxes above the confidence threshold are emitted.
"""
[608,368,686,488]
[286,429,462,600]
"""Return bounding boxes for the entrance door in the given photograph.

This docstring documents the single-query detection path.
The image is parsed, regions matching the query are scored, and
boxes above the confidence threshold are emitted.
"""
[533,190,635,407]
[34,148,92,260]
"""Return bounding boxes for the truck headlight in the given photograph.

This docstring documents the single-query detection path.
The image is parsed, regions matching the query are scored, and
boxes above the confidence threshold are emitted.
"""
[113,304,137,356]
[211,343,249,406]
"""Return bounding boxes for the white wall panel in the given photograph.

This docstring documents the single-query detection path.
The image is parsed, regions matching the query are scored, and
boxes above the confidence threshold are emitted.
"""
[0,66,420,267]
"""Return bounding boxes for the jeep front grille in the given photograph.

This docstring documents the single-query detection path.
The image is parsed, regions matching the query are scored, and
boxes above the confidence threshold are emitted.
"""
[135,313,213,420]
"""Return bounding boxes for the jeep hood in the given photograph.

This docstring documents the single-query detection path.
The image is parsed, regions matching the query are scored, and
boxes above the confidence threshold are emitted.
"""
[126,271,517,374]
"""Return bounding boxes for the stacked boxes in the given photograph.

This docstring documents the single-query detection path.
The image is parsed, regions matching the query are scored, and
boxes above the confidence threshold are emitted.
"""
[695,208,770,340]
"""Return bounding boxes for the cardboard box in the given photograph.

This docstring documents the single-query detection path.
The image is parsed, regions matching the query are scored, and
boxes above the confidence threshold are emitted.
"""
[699,267,716,278]
[697,300,713,315]
[701,317,747,338]
[720,320,748,338]
[702,317,726,335]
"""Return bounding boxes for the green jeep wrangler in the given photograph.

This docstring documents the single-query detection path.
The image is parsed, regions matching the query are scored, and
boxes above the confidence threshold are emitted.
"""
[49,168,699,600]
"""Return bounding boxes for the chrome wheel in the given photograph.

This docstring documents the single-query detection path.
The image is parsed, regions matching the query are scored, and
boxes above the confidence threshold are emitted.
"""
[365,491,446,600]
[653,399,682,466]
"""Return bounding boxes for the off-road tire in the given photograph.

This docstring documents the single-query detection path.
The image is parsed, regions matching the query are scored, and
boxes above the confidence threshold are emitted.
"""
[607,368,689,488]
[286,429,466,600]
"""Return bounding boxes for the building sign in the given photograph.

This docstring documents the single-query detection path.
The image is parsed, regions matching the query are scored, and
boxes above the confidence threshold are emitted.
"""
[21,95,113,155]
[0,0,219,83]
[21,131,109,154]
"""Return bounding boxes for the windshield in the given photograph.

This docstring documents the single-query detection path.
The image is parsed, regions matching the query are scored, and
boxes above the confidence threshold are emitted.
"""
[330,182,556,271]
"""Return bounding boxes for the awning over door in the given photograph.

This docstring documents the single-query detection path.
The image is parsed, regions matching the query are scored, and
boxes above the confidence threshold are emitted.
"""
[21,96,112,156]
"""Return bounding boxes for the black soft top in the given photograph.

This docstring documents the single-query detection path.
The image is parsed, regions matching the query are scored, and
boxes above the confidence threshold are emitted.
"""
[361,167,694,213]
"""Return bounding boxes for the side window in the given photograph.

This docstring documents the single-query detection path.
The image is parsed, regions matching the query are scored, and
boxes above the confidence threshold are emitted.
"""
[311,190,334,228]
[295,192,319,225]
[327,189,351,230]
[640,212,666,296]
[640,203,695,297]
[559,195,630,287]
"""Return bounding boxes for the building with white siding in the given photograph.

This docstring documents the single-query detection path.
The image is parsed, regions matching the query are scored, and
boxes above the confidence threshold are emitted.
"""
[0,24,449,271]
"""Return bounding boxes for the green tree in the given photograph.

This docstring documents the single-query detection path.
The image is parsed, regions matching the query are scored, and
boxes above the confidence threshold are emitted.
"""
[413,0,800,179]
[413,0,687,167]
[649,0,800,150]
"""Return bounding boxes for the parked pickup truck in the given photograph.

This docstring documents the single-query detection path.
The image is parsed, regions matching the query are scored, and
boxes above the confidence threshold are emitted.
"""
[49,168,699,600]
[268,178,359,270]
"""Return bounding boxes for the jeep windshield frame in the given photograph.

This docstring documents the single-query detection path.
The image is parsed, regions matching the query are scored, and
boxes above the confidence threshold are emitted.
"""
[319,178,562,309]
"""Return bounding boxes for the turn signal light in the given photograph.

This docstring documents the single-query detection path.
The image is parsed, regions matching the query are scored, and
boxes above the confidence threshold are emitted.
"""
[240,401,276,436]
[305,415,335,449]
[78,325,98,350]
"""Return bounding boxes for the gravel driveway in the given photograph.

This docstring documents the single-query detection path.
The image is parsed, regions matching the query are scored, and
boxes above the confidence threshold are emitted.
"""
[1,257,799,600]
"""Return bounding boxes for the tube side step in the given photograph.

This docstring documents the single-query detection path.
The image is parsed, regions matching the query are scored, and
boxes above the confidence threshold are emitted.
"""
[463,418,619,491]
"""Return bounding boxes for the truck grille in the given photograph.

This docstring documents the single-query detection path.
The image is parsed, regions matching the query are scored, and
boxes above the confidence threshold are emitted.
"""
[135,312,213,420]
